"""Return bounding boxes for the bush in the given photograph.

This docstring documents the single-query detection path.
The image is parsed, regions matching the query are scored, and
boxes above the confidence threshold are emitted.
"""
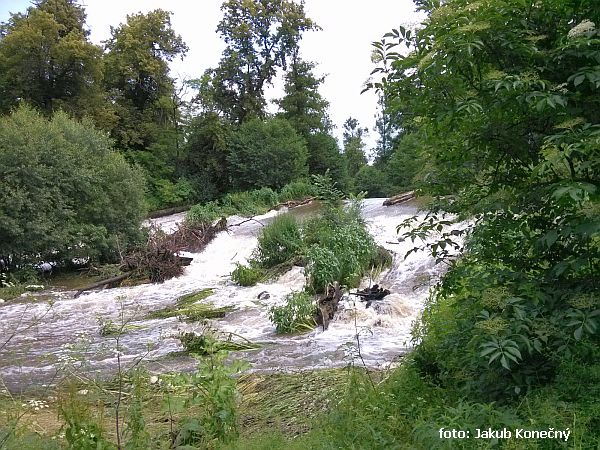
[278,179,317,202]
[227,118,308,190]
[186,201,222,225]
[353,165,390,197]
[269,291,316,334]
[0,106,146,265]
[304,213,378,292]
[255,214,304,268]
[231,263,265,286]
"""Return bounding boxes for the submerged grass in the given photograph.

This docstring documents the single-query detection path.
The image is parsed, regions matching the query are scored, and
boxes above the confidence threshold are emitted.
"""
[178,330,261,356]
[146,288,235,321]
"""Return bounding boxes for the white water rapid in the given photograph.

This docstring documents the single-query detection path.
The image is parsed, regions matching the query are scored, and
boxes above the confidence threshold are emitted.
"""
[0,199,461,393]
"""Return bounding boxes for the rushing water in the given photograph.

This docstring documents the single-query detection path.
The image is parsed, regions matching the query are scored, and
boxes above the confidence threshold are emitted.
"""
[0,198,461,393]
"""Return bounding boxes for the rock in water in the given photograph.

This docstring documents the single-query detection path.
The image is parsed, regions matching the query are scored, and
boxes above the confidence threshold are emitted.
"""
[257,291,270,300]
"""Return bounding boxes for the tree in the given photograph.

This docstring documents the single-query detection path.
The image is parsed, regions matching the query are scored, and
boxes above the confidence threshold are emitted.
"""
[368,0,600,396]
[354,165,390,197]
[104,9,188,153]
[204,0,318,122]
[305,132,349,191]
[227,118,308,190]
[275,59,331,138]
[0,106,146,265]
[103,9,189,209]
[342,117,368,179]
[182,112,232,201]
[0,0,106,122]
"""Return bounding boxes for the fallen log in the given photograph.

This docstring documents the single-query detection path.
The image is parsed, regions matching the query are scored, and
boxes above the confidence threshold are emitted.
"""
[74,272,132,298]
[275,196,316,209]
[176,256,194,266]
[146,205,190,219]
[352,284,391,301]
[383,191,415,206]
[315,282,342,331]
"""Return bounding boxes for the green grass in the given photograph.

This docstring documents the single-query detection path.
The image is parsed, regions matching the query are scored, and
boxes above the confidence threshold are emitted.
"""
[186,181,316,226]
[178,331,261,355]
[231,263,267,287]
[146,288,235,321]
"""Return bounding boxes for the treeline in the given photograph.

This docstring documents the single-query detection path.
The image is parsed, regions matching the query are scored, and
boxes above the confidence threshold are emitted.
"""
[0,0,416,269]
[0,0,413,213]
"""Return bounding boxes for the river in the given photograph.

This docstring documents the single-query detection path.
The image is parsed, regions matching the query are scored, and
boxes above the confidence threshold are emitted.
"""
[0,198,462,393]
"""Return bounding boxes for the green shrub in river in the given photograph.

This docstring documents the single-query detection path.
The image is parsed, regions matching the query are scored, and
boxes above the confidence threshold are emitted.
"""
[255,214,304,267]
[269,291,317,334]
[230,263,266,286]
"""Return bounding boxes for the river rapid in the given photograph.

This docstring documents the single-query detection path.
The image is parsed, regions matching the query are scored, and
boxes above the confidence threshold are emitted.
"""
[0,198,461,393]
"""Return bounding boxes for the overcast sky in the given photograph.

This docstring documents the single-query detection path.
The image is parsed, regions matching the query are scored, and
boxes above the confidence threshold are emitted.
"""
[1,0,421,150]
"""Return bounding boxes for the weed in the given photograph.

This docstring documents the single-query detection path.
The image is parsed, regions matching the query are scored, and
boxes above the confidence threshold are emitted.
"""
[178,328,260,355]
[231,263,266,287]
[255,214,304,268]
[269,291,317,334]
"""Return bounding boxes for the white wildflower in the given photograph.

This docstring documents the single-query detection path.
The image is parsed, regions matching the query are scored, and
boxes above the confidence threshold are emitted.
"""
[150,375,159,384]
[568,20,596,39]
[77,389,89,395]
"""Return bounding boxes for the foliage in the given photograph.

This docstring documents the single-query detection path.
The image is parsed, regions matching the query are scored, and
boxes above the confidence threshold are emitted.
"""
[227,118,309,190]
[0,106,146,266]
[59,388,111,449]
[269,291,316,334]
[172,351,248,446]
[275,59,331,138]
[353,165,391,197]
[182,112,232,201]
[0,0,106,123]
[103,9,188,209]
[178,329,259,356]
[201,0,318,122]
[364,0,600,410]
[230,263,266,287]
[305,133,349,191]
[146,289,234,321]
[255,214,304,268]
[342,117,368,181]
[302,191,379,292]
[104,9,187,152]
[305,219,377,292]
[186,181,316,227]
[278,179,317,202]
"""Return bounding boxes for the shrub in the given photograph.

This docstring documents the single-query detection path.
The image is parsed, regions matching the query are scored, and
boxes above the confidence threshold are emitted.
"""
[0,106,146,265]
[304,217,378,292]
[279,179,317,202]
[269,291,316,334]
[187,201,221,225]
[231,263,265,286]
[227,118,308,190]
[255,214,304,268]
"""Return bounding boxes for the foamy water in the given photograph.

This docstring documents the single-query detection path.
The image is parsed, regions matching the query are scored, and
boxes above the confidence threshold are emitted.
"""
[0,199,464,392]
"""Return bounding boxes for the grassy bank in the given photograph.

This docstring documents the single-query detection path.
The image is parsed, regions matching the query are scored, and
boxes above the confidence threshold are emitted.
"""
[186,180,317,226]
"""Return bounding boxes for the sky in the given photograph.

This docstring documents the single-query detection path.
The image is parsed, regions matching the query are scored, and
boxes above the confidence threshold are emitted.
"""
[0,0,422,150]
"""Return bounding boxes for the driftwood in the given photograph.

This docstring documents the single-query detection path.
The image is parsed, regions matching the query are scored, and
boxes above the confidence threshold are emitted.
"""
[352,284,390,308]
[275,196,316,209]
[74,273,132,298]
[315,282,342,331]
[147,205,190,219]
[353,284,391,301]
[170,218,228,253]
[383,191,415,206]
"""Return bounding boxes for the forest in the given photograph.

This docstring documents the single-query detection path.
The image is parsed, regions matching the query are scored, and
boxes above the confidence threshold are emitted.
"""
[0,0,599,449]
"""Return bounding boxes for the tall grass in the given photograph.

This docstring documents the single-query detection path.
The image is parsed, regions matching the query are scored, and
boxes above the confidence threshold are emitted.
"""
[186,180,316,226]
